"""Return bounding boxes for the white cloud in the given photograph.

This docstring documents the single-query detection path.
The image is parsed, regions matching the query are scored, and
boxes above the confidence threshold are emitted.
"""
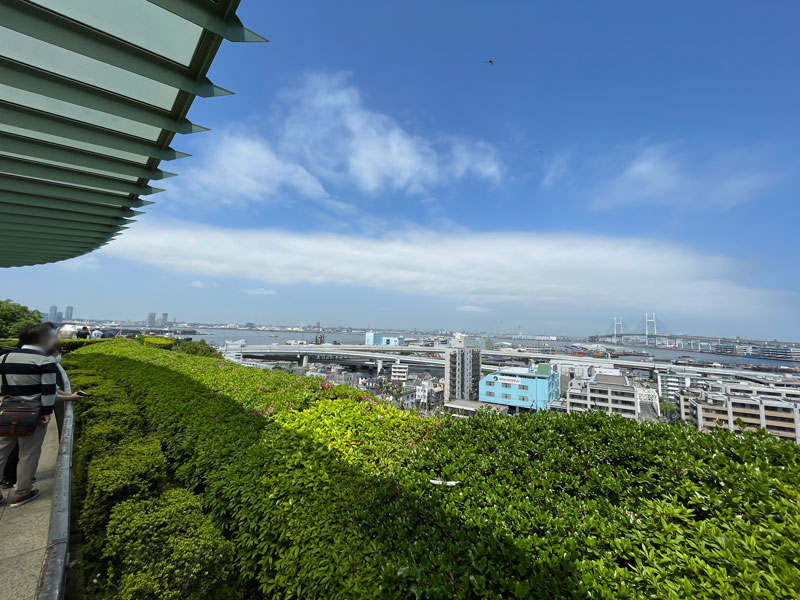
[242,288,278,296]
[279,72,502,195]
[169,73,501,210]
[457,305,494,313]
[541,153,569,187]
[102,219,792,320]
[179,131,329,207]
[590,144,783,209]
[59,256,101,271]
[190,280,218,289]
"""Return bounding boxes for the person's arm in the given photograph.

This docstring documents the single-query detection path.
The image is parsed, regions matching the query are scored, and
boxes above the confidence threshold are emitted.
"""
[39,357,58,422]
[57,389,83,400]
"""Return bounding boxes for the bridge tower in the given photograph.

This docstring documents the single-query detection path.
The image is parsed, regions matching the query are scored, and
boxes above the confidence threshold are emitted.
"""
[645,312,657,345]
[612,317,623,344]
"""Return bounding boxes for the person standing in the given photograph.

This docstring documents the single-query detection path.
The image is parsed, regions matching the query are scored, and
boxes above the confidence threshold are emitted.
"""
[90,328,103,339]
[76,327,90,339]
[0,335,81,488]
[0,324,58,507]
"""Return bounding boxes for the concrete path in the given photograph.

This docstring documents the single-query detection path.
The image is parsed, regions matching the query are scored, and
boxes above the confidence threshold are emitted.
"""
[0,423,59,600]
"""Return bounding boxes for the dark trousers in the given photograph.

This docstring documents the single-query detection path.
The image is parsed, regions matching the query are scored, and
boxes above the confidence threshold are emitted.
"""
[2,443,19,484]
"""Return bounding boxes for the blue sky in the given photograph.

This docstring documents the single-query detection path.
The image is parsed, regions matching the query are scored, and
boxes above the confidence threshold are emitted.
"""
[4,1,799,338]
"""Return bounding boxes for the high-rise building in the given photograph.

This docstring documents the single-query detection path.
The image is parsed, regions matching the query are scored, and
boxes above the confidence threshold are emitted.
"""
[47,305,58,322]
[444,346,481,402]
[147,313,156,327]
[55,311,63,323]
[64,306,73,321]
[161,312,169,326]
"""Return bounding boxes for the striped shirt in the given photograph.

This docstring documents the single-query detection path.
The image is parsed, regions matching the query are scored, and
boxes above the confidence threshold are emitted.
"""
[0,345,57,414]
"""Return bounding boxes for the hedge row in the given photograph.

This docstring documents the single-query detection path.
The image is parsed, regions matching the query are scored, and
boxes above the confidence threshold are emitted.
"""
[0,338,111,353]
[58,338,112,353]
[66,340,800,599]
[67,366,235,599]
[136,335,175,349]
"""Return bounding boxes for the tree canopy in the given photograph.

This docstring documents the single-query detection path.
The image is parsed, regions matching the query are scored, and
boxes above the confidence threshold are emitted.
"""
[0,299,42,339]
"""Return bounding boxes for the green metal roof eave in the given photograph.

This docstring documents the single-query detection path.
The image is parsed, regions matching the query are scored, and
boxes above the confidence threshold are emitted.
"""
[146,0,269,43]
[0,101,191,161]
[0,176,148,208]
[0,237,107,253]
[0,225,121,243]
[0,0,265,267]
[0,132,178,180]
[0,203,133,226]
[0,57,210,134]
[0,218,128,237]
[1,0,233,98]
[0,155,165,196]
[0,191,141,218]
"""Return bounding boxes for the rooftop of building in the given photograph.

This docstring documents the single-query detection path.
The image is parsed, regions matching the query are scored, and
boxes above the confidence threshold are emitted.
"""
[444,399,509,414]
[593,374,631,387]
[492,364,553,377]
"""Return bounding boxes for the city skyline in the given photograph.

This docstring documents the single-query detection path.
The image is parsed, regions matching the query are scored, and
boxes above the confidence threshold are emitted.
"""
[3,1,799,339]
[27,302,800,345]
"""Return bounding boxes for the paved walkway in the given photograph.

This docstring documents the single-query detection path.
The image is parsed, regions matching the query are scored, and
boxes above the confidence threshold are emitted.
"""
[0,423,59,600]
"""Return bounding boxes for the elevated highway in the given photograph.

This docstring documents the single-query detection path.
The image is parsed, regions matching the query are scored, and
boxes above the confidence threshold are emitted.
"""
[223,343,772,379]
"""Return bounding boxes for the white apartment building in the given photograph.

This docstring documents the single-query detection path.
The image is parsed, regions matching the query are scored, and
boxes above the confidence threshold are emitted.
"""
[657,368,800,402]
[657,369,711,400]
[550,358,619,391]
[550,374,660,422]
[390,362,409,383]
[415,379,443,408]
[678,382,800,444]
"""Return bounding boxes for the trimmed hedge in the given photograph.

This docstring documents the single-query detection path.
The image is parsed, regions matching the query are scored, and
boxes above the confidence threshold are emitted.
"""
[105,489,236,600]
[66,365,236,599]
[137,335,175,349]
[0,338,110,354]
[80,437,167,540]
[58,338,112,353]
[65,340,800,599]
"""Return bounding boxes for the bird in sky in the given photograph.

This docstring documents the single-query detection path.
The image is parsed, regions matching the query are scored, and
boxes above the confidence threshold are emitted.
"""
[486,59,494,65]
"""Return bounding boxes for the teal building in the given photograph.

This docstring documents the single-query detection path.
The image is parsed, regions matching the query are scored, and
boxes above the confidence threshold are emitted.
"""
[479,365,560,413]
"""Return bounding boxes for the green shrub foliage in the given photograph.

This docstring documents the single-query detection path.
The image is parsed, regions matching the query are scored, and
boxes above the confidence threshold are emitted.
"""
[57,338,111,353]
[67,366,232,599]
[65,340,800,599]
[80,437,167,541]
[173,338,222,358]
[104,489,236,600]
[136,335,175,349]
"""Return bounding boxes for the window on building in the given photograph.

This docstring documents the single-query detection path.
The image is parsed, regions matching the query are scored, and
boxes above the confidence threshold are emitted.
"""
[519,384,528,391]
[486,381,494,387]
[501,383,511,389]
[486,391,495,397]
[519,395,528,401]
[502,394,511,399]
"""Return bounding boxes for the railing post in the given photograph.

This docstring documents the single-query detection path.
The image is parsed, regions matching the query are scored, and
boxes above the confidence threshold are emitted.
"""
[36,399,74,600]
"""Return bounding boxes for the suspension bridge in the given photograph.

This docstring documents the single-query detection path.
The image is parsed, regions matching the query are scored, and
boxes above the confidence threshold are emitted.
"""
[596,313,674,345]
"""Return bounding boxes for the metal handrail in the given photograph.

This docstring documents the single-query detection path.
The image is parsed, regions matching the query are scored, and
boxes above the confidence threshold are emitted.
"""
[36,399,74,600]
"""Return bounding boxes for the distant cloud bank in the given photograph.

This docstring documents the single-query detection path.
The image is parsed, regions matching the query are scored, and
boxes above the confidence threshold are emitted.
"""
[103,219,792,322]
